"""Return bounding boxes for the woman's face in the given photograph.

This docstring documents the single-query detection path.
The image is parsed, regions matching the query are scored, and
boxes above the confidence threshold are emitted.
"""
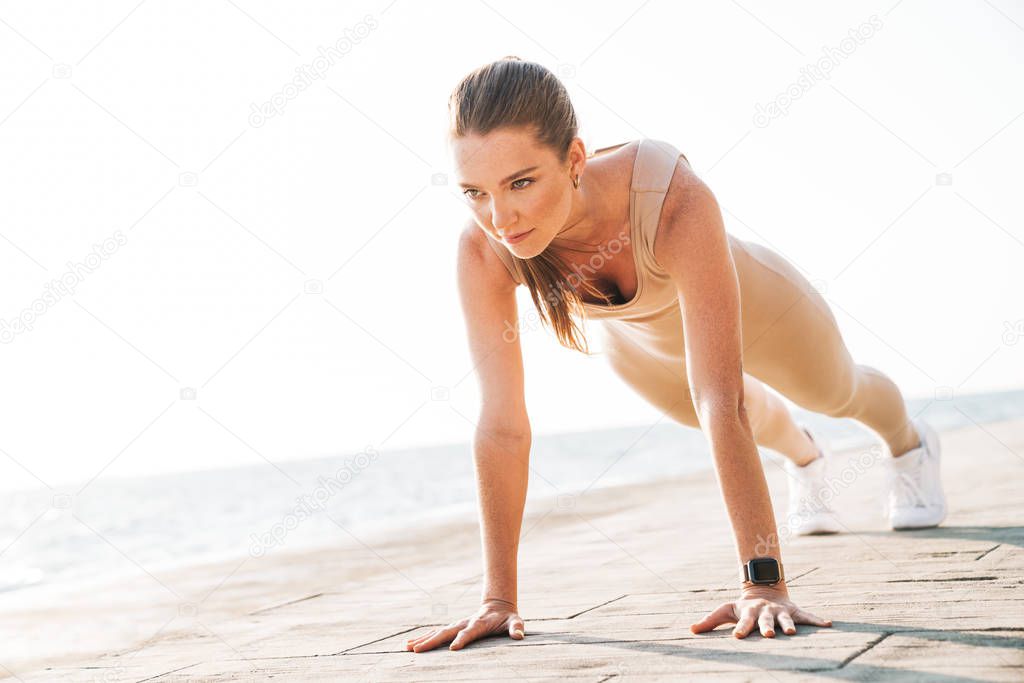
[452,127,582,259]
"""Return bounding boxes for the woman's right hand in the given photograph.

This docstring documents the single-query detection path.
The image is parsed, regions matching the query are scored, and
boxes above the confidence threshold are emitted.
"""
[405,598,525,652]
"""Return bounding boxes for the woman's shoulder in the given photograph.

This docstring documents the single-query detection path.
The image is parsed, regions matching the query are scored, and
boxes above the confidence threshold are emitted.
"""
[589,139,641,159]
[458,220,523,288]
[588,139,642,179]
[586,140,642,210]
[593,138,694,196]
[650,149,721,268]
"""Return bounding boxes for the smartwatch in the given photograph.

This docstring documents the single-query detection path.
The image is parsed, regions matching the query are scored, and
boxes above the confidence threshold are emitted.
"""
[740,557,784,586]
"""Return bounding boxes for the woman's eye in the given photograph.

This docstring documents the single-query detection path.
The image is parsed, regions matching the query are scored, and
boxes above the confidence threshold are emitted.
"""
[463,178,531,199]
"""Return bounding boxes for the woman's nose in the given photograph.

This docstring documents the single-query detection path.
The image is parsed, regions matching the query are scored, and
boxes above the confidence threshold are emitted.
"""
[491,206,517,234]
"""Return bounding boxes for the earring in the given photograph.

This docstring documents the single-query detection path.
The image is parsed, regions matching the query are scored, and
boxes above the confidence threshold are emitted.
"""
[572,174,580,190]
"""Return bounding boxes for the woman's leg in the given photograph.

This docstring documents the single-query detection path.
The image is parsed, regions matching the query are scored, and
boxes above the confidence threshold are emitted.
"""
[730,237,921,458]
[741,374,820,466]
[602,325,839,467]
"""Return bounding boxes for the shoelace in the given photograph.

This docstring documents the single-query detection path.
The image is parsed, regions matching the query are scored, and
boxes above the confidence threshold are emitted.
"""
[884,454,932,517]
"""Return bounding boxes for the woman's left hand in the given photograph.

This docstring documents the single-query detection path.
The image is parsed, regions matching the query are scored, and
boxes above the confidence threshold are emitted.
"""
[689,584,833,638]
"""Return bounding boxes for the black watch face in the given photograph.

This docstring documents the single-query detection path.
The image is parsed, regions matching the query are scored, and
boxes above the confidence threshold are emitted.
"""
[750,558,780,583]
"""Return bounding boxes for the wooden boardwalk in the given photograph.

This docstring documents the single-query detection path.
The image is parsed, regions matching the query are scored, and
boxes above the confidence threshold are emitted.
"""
[8,416,1024,681]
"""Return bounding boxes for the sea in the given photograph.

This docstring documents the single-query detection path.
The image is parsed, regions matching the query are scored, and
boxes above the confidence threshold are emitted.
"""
[2,388,1022,597]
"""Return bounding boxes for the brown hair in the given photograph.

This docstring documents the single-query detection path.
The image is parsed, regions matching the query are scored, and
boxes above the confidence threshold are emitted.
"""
[448,56,614,354]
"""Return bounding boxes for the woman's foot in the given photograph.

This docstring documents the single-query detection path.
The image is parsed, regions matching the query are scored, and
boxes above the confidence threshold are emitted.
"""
[783,426,842,536]
[884,418,947,529]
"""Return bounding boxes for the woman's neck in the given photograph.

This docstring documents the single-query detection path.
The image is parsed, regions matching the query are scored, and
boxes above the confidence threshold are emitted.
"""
[549,158,625,255]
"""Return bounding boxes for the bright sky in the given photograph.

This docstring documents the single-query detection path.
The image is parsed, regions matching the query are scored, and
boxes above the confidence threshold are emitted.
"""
[1,1,1022,491]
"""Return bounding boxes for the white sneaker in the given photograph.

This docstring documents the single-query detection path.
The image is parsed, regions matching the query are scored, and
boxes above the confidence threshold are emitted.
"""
[783,425,842,536]
[884,418,947,530]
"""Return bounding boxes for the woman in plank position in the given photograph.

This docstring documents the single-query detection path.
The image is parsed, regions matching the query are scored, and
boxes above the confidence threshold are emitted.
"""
[407,56,947,651]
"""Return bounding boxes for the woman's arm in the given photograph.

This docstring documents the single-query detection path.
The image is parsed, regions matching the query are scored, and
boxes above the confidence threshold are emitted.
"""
[407,223,530,653]
[458,225,532,607]
[653,163,832,638]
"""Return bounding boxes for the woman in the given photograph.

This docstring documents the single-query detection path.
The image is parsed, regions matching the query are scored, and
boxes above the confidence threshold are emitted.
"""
[407,56,947,652]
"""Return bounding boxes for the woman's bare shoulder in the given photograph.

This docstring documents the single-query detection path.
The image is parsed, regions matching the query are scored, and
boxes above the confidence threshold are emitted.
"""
[589,139,642,179]
[652,157,722,268]
[458,221,519,290]
[586,140,642,217]
[589,139,641,160]
[662,151,707,216]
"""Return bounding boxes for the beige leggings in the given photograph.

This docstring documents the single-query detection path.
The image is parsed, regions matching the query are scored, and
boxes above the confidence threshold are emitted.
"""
[649,237,920,462]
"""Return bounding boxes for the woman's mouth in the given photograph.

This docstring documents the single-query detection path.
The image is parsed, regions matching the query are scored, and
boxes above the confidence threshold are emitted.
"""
[504,229,534,245]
